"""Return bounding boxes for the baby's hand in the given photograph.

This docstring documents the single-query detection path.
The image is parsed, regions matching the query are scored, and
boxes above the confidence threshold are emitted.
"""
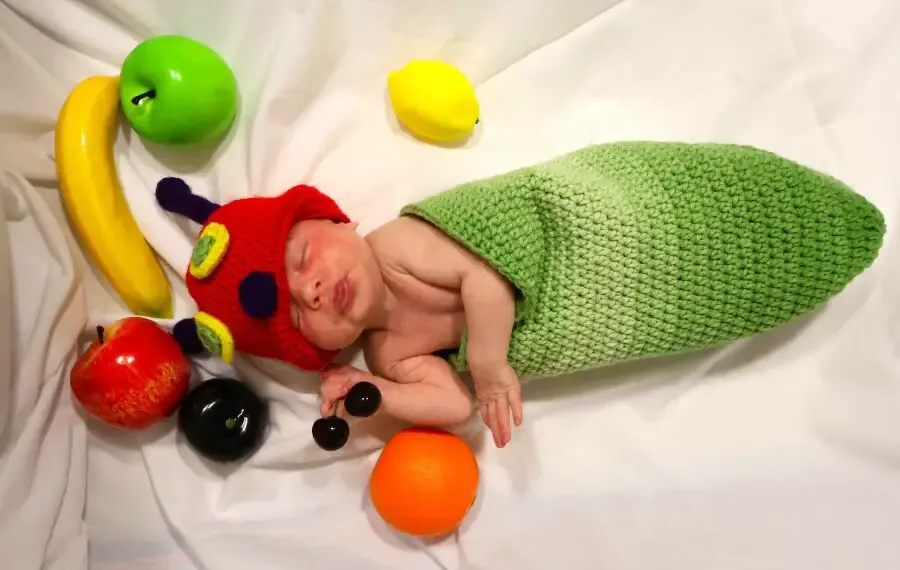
[470,362,523,448]
[319,364,370,416]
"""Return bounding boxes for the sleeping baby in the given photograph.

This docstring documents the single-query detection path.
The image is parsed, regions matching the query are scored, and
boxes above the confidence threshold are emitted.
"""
[156,141,885,449]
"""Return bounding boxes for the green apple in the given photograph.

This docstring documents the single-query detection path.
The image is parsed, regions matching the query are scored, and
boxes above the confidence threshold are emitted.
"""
[119,35,239,146]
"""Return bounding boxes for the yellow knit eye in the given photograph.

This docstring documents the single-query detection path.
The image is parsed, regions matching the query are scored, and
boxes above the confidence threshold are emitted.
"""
[190,223,230,279]
[194,312,235,363]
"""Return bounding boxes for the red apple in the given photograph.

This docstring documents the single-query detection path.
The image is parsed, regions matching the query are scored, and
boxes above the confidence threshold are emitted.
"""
[70,316,191,429]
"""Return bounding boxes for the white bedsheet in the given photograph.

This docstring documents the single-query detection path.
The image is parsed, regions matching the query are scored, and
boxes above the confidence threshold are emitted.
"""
[2,0,900,568]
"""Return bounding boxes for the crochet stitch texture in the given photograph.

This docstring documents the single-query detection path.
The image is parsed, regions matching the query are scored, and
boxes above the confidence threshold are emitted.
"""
[401,142,885,378]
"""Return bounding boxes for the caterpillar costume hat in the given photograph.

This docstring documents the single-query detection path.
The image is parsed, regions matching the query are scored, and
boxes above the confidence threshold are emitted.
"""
[155,177,351,371]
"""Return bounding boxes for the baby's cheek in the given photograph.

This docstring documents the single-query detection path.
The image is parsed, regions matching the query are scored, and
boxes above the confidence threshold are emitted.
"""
[289,304,301,330]
[286,271,304,303]
[299,314,333,349]
[314,318,359,351]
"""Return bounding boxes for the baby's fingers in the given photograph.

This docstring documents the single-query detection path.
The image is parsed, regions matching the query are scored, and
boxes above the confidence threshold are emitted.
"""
[494,398,512,448]
[319,377,352,416]
[320,394,340,416]
[511,386,523,427]
[479,401,502,448]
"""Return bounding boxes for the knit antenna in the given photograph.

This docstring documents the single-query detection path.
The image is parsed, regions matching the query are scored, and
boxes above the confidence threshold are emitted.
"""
[155,177,220,224]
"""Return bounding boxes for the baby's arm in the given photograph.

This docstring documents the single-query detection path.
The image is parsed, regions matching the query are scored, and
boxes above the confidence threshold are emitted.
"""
[320,356,474,427]
[460,261,517,376]
[355,217,522,446]
[396,217,522,445]
[459,261,522,446]
[386,218,519,385]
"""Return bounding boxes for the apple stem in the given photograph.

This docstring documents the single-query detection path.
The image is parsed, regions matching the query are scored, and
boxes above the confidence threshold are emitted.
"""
[331,401,340,417]
[96,325,105,345]
[131,89,156,106]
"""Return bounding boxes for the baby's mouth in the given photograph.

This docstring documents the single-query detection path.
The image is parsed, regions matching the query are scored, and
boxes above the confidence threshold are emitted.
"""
[332,277,353,315]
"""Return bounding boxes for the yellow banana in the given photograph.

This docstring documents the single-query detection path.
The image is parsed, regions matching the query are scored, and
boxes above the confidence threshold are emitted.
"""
[55,76,173,318]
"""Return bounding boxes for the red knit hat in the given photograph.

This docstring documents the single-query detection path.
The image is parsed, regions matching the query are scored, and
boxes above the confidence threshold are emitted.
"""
[156,177,350,371]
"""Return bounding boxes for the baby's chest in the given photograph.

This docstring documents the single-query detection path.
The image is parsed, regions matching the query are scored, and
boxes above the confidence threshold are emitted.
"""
[393,305,466,356]
[367,296,467,367]
[365,319,463,372]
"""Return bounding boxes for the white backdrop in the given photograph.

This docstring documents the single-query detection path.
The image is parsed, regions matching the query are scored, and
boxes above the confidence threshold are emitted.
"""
[1,0,900,569]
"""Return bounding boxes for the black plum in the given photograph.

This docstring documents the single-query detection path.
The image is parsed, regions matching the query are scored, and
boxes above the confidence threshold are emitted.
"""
[178,377,268,463]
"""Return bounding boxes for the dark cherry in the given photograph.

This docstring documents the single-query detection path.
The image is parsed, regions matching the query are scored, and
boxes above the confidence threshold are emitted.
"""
[344,381,382,418]
[312,416,350,451]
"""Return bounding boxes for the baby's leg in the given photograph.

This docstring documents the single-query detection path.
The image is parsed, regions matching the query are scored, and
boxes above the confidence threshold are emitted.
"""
[324,356,473,427]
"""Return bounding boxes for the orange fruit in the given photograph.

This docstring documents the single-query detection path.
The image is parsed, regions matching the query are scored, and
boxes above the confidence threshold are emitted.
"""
[369,427,479,536]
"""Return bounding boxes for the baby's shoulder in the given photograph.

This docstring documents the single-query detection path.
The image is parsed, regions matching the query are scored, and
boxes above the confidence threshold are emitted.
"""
[369,215,482,276]
[368,215,446,250]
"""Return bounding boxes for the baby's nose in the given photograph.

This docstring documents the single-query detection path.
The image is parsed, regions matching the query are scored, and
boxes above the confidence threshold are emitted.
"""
[296,276,322,310]
[287,263,325,310]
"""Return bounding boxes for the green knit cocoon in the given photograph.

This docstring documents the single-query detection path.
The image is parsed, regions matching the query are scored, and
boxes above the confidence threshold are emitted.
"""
[400,142,885,379]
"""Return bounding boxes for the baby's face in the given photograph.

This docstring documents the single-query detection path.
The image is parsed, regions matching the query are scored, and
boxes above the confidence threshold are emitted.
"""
[284,219,382,351]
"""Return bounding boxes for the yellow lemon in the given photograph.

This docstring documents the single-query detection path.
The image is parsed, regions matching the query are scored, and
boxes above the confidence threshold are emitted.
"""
[388,60,479,143]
